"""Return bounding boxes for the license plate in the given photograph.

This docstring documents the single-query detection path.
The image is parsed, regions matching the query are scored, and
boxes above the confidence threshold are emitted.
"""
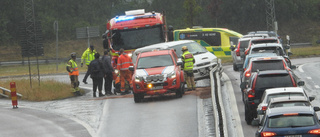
[284,135,302,137]
[151,86,163,90]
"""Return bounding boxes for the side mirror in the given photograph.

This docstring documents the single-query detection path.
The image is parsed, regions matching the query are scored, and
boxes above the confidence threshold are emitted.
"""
[288,52,293,56]
[129,66,134,71]
[257,110,265,115]
[290,65,297,69]
[297,81,305,86]
[240,82,247,90]
[251,119,260,126]
[283,45,290,49]
[177,60,183,66]
[309,96,316,102]
[230,46,235,51]
[314,106,320,112]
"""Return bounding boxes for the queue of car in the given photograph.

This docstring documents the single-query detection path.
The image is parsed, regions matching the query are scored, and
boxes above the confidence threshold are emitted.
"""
[231,31,320,136]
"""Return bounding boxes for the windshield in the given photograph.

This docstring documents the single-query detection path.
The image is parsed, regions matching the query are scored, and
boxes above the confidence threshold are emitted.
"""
[170,42,208,58]
[266,93,304,103]
[251,47,284,55]
[137,55,173,69]
[111,25,164,50]
[268,115,315,128]
[270,101,310,108]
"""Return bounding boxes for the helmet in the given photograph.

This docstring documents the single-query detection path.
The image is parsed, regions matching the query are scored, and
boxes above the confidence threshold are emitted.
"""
[181,46,188,51]
[71,52,76,58]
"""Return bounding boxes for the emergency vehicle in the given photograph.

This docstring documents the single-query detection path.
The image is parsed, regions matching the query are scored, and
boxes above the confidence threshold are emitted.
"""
[173,27,243,57]
[105,9,168,68]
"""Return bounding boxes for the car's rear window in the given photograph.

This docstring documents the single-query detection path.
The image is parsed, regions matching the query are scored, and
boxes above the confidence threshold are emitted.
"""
[266,93,304,103]
[252,39,278,44]
[256,74,293,89]
[252,60,284,72]
[268,114,315,128]
[137,55,173,69]
[239,40,250,49]
[270,101,310,108]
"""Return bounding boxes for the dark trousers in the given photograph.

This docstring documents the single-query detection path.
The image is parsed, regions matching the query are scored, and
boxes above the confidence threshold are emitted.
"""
[83,65,90,82]
[104,72,113,93]
[92,77,103,93]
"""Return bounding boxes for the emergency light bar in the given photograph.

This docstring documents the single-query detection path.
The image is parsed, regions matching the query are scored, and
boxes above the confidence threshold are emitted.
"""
[115,16,135,22]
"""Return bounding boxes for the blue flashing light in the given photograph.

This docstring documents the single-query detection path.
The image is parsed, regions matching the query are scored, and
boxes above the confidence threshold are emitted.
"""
[115,16,135,22]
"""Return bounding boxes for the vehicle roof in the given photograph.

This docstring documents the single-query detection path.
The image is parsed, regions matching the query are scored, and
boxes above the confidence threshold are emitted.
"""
[251,43,282,47]
[174,28,243,37]
[269,96,309,104]
[134,40,194,52]
[241,34,269,39]
[139,49,173,57]
[246,53,278,58]
[250,37,279,42]
[257,70,289,76]
[265,87,304,94]
[250,56,284,62]
[266,106,315,117]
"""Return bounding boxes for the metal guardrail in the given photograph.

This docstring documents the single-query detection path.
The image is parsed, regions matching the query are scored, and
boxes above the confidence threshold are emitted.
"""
[0,87,23,98]
[210,59,227,137]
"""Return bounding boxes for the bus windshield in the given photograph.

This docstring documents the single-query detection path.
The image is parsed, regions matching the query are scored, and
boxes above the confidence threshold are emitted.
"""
[111,25,164,50]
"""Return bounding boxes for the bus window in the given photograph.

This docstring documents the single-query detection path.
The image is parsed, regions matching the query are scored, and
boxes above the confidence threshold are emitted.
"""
[179,32,221,46]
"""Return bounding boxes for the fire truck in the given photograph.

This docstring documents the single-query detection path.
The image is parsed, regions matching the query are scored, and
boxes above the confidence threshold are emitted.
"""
[105,9,169,68]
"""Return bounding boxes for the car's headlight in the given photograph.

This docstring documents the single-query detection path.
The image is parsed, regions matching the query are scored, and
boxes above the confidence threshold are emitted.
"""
[211,58,218,64]
[135,76,143,82]
[167,71,176,79]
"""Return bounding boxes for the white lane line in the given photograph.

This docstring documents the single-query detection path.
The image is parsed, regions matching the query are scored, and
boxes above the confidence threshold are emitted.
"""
[298,64,305,73]
[315,85,320,89]
[307,77,312,80]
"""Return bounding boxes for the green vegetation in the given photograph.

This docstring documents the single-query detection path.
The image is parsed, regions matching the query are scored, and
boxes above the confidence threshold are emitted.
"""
[0,79,84,101]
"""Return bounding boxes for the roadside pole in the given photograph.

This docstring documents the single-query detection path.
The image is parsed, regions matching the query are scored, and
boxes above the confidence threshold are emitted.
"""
[10,82,18,109]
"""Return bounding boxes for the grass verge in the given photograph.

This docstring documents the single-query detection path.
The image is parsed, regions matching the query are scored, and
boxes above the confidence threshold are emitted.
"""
[0,79,84,101]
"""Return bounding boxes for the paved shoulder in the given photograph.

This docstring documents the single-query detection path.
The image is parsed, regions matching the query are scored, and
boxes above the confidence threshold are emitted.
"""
[0,105,91,137]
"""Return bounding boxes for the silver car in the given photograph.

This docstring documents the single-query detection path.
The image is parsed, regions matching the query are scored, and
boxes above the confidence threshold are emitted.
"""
[132,40,222,80]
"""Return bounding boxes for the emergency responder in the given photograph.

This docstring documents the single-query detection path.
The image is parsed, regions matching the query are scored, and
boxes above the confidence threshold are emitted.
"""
[81,45,97,84]
[117,48,133,95]
[66,52,81,96]
[102,50,114,95]
[87,53,105,97]
[181,46,196,91]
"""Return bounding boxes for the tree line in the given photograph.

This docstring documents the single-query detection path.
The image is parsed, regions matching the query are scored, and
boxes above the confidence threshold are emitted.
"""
[0,0,319,44]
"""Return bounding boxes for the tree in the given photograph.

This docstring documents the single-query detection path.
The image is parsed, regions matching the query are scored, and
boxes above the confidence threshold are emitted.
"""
[183,0,202,28]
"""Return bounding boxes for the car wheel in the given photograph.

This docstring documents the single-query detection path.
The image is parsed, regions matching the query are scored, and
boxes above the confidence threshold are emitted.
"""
[245,105,253,125]
[233,62,238,71]
[176,83,184,98]
[134,93,144,103]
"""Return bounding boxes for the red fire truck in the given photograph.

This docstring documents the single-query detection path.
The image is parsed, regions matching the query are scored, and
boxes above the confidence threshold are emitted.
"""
[105,9,169,68]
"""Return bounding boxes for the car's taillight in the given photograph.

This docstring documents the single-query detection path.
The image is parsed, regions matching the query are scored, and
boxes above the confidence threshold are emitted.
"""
[236,48,240,56]
[262,106,267,111]
[245,71,251,77]
[261,131,276,137]
[248,89,255,98]
[309,129,320,134]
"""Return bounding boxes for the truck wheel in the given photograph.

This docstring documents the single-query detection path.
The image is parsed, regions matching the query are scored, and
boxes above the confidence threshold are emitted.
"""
[134,93,144,103]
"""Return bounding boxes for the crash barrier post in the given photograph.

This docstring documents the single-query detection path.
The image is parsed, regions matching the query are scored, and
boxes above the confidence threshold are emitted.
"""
[0,86,23,98]
[10,82,18,108]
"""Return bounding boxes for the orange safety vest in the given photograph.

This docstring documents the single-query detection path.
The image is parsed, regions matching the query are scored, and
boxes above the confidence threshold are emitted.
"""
[68,59,79,76]
[117,54,133,70]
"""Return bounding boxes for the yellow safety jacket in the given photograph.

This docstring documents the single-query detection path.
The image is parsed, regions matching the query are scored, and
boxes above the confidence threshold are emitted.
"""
[81,48,97,66]
[67,59,79,76]
[182,51,194,71]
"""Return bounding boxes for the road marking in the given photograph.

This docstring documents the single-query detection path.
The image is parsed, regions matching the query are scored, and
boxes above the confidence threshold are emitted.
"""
[222,73,244,137]
[307,77,312,80]
[315,85,320,89]
[298,64,304,73]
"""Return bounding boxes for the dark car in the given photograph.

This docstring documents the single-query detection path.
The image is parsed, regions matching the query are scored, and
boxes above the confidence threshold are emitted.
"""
[241,70,305,124]
[252,106,320,137]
